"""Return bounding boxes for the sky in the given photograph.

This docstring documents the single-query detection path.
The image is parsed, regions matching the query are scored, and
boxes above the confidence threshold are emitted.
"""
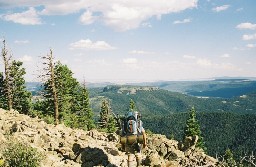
[0,0,256,83]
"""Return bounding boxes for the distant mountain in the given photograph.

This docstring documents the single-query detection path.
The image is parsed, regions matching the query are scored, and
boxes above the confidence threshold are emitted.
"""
[127,79,256,98]
[89,85,256,117]
[85,82,117,88]
[212,76,256,81]
[25,82,42,96]
[26,78,256,98]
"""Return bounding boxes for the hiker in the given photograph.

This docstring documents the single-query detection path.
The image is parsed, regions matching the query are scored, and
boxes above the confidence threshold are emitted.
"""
[120,110,147,167]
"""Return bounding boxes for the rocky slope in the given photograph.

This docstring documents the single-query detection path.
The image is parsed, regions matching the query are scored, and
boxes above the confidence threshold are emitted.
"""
[0,108,217,167]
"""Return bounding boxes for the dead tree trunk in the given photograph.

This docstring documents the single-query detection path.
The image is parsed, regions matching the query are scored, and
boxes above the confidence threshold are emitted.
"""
[49,49,59,125]
[1,40,12,110]
[42,49,59,125]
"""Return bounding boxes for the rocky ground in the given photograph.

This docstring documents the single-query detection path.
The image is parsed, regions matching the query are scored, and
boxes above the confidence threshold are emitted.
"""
[0,108,218,167]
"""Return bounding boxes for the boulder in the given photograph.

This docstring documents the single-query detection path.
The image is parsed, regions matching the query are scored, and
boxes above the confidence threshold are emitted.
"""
[144,151,166,166]
[182,135,198,151]
[0,133,6,143]
[107,133,119,142]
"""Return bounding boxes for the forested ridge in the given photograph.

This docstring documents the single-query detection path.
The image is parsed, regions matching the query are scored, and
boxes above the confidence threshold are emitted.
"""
[89,85,256,116]
[143,112,256,158]
[87,85,256,158]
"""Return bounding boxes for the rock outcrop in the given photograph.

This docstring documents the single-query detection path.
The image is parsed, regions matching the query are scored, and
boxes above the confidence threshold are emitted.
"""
[0,108,218,167]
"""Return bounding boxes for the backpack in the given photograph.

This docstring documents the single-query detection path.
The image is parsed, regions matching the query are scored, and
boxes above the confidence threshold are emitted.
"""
[126,115,137,135]
[122,111,142,136]
[120,111,144,145]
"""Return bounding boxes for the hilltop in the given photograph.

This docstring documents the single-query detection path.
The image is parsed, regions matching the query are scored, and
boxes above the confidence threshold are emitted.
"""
[127,78,256,98]
[0,109,218,167]
[89,85,256,117]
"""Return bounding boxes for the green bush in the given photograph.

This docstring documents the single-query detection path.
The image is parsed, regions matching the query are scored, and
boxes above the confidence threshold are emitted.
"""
[3,141,43,167]
[107,116,117,133]
[42,115,55,124]
[0,159,4,167]
[145,129,153,135]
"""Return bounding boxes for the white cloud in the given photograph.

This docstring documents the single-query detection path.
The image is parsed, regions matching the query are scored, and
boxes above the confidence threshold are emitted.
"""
[197,58,212,67]
[236,22,256,30]
[221,54,230,58]
[79,10,98,25]
[123,58,138,64]
[236,8,243,12]
[141,22,152,28]
[87,59,109,65]
[0,0,198,31]
[39,1,88,15]
[14,40,29,44]
[173,18,191,24]
[1,7,42,25]
[183,55,196,59]
[129,50,155,55]
[242,34,256,40]
[232,47,246,51]
[18,55,33,62]
[246,44,256,48]
[194,58,239,72]
[212,5,230,12]
[217,63,237,71]
[122,58,141,70]
[69,39,116,50]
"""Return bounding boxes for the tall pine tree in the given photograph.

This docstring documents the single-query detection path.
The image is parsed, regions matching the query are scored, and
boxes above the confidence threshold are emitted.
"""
[98,100,116,133]
[99,100,110,129]
[183,106,206,151]
[9,60,32,114]
[41,49,59,124]
[41,58,94,129]
[72,80,95,130]
[223,149,236,167]
[1,40,31,113]
[53,61,79,121]
[129,99,136,111]
[107,116,117,133]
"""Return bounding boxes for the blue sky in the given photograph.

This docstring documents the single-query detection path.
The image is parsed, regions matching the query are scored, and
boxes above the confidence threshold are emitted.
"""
[0,0,255,83]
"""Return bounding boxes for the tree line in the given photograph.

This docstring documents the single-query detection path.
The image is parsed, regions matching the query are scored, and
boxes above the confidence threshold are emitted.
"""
[0,40,94,130]
[0,40,140,133]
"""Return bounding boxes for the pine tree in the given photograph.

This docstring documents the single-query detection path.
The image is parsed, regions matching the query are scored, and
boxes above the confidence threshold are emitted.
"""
[223,149,236,167]
[73,80,95,130]
[41,49,59,125]
[1,40,31,113]
[41,59,95,129]
[53,61,79,121]
[9,60,32,114]
[183,106,206,151]
[129,99,136,111]
[99,100,110,128]
[107,116,117,133]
